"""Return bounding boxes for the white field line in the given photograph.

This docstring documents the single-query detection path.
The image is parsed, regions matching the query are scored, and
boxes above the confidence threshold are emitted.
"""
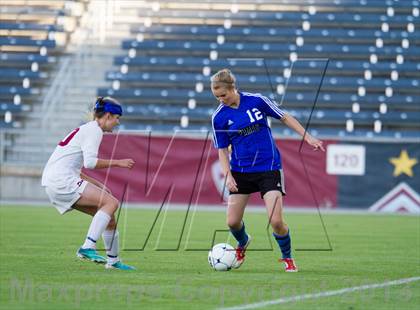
[218,276,420,310]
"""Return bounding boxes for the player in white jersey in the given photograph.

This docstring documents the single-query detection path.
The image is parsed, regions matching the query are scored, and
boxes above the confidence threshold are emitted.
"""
[42,97,135,270]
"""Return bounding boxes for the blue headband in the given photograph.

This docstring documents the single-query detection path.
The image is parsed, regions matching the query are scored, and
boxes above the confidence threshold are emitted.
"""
[103,103,122,115]
[95,98,123,116]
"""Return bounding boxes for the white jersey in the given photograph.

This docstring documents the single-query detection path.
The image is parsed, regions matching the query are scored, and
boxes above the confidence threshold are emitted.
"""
[41,121,103,193]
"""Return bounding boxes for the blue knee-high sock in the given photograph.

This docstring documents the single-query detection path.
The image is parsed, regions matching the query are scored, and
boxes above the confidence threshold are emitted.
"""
[230,222,248,248]
[273,230,292,259]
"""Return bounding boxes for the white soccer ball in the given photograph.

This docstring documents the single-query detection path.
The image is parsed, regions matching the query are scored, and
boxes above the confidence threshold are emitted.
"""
[208,243,237,271]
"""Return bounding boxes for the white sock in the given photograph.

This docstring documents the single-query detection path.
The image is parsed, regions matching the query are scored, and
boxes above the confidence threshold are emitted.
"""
[102,230,119,264]
[82,210,111,249]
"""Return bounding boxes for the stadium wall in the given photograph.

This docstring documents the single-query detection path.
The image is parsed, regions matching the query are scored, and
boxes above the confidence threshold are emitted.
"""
[0,165,44,201]
[81,133,419,212]
[1,133,418,213]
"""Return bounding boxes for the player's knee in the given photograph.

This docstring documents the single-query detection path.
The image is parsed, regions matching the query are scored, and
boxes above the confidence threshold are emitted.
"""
[226,218,242,230]
[109,197,119,212]
[100,195,119,214]
[270,218,286,231]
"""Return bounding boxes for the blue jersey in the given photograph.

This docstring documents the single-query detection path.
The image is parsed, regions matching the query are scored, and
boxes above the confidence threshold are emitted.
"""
[211,92,286,173]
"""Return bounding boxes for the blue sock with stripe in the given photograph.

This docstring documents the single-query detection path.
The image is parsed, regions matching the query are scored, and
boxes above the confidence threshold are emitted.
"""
[273,230,292,259]
[230,222,249,248]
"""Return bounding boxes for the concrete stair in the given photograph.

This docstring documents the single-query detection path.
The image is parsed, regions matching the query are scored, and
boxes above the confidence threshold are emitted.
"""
[3,6,132,166]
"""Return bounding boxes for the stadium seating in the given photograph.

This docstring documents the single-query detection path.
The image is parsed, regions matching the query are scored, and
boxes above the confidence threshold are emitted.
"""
[96,0,420,138]
[0,0,86,128]
[2,0,418,138]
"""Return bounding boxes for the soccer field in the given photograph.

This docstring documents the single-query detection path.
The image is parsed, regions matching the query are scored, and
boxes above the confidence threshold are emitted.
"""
[0,205,419,310]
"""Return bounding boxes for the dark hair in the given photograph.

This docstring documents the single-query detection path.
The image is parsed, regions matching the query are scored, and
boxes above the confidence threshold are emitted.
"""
[93,97,122,119]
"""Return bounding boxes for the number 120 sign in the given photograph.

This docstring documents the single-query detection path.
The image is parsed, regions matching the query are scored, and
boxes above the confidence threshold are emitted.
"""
[326,144,366,175]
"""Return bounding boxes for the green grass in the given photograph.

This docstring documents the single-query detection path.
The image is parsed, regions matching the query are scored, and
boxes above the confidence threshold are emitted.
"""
[0,205,419,310]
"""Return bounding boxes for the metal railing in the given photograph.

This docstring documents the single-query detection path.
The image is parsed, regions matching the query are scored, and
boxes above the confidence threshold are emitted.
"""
[41,57,73,129]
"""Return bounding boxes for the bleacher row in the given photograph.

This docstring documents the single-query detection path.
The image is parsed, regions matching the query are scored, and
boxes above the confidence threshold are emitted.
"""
[0,0,87,128]
[1,0,419,139]
[97,0,420,138]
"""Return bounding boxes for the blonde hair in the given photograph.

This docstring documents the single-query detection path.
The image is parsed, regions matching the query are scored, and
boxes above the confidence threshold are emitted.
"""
[211,69,236,90]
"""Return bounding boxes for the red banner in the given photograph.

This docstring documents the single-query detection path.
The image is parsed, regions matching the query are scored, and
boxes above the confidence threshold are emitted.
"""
[84,133,337,208]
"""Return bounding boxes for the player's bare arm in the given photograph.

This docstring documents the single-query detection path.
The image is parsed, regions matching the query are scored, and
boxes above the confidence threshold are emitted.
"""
[94,158,135,169]
[218,148,238,192]
[281,113,325,151]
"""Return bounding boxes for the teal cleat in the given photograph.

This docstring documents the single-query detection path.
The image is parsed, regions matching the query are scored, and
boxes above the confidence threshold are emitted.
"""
[76,248,107,264]
[105,261,136,271]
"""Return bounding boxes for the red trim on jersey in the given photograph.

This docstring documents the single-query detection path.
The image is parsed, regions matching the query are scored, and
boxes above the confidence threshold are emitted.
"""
[58,128,80,146]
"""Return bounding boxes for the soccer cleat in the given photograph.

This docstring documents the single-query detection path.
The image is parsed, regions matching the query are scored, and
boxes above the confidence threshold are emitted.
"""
[105,261,136,271]
[76,248,106,264]
[232,234,252,269]
[280,258,298,272]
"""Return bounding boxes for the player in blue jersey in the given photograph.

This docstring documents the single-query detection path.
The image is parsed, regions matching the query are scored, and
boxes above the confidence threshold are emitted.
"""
[211,69,324,272]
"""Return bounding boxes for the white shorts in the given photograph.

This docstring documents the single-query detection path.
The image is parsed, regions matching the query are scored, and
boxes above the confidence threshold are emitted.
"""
[44,179,88,214]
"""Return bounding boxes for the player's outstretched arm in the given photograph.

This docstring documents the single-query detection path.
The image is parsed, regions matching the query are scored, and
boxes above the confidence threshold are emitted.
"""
[94,158,135,169]
[281,113,325,151]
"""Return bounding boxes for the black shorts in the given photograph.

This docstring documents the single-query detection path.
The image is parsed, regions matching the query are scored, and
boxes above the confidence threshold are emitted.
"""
[230,170,286,199]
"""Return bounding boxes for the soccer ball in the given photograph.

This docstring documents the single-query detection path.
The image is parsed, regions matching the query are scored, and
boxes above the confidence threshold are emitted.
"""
[208,243,237,271]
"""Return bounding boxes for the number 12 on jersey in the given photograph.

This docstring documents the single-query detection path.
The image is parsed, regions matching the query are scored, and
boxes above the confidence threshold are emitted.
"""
[246,108,263,123]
